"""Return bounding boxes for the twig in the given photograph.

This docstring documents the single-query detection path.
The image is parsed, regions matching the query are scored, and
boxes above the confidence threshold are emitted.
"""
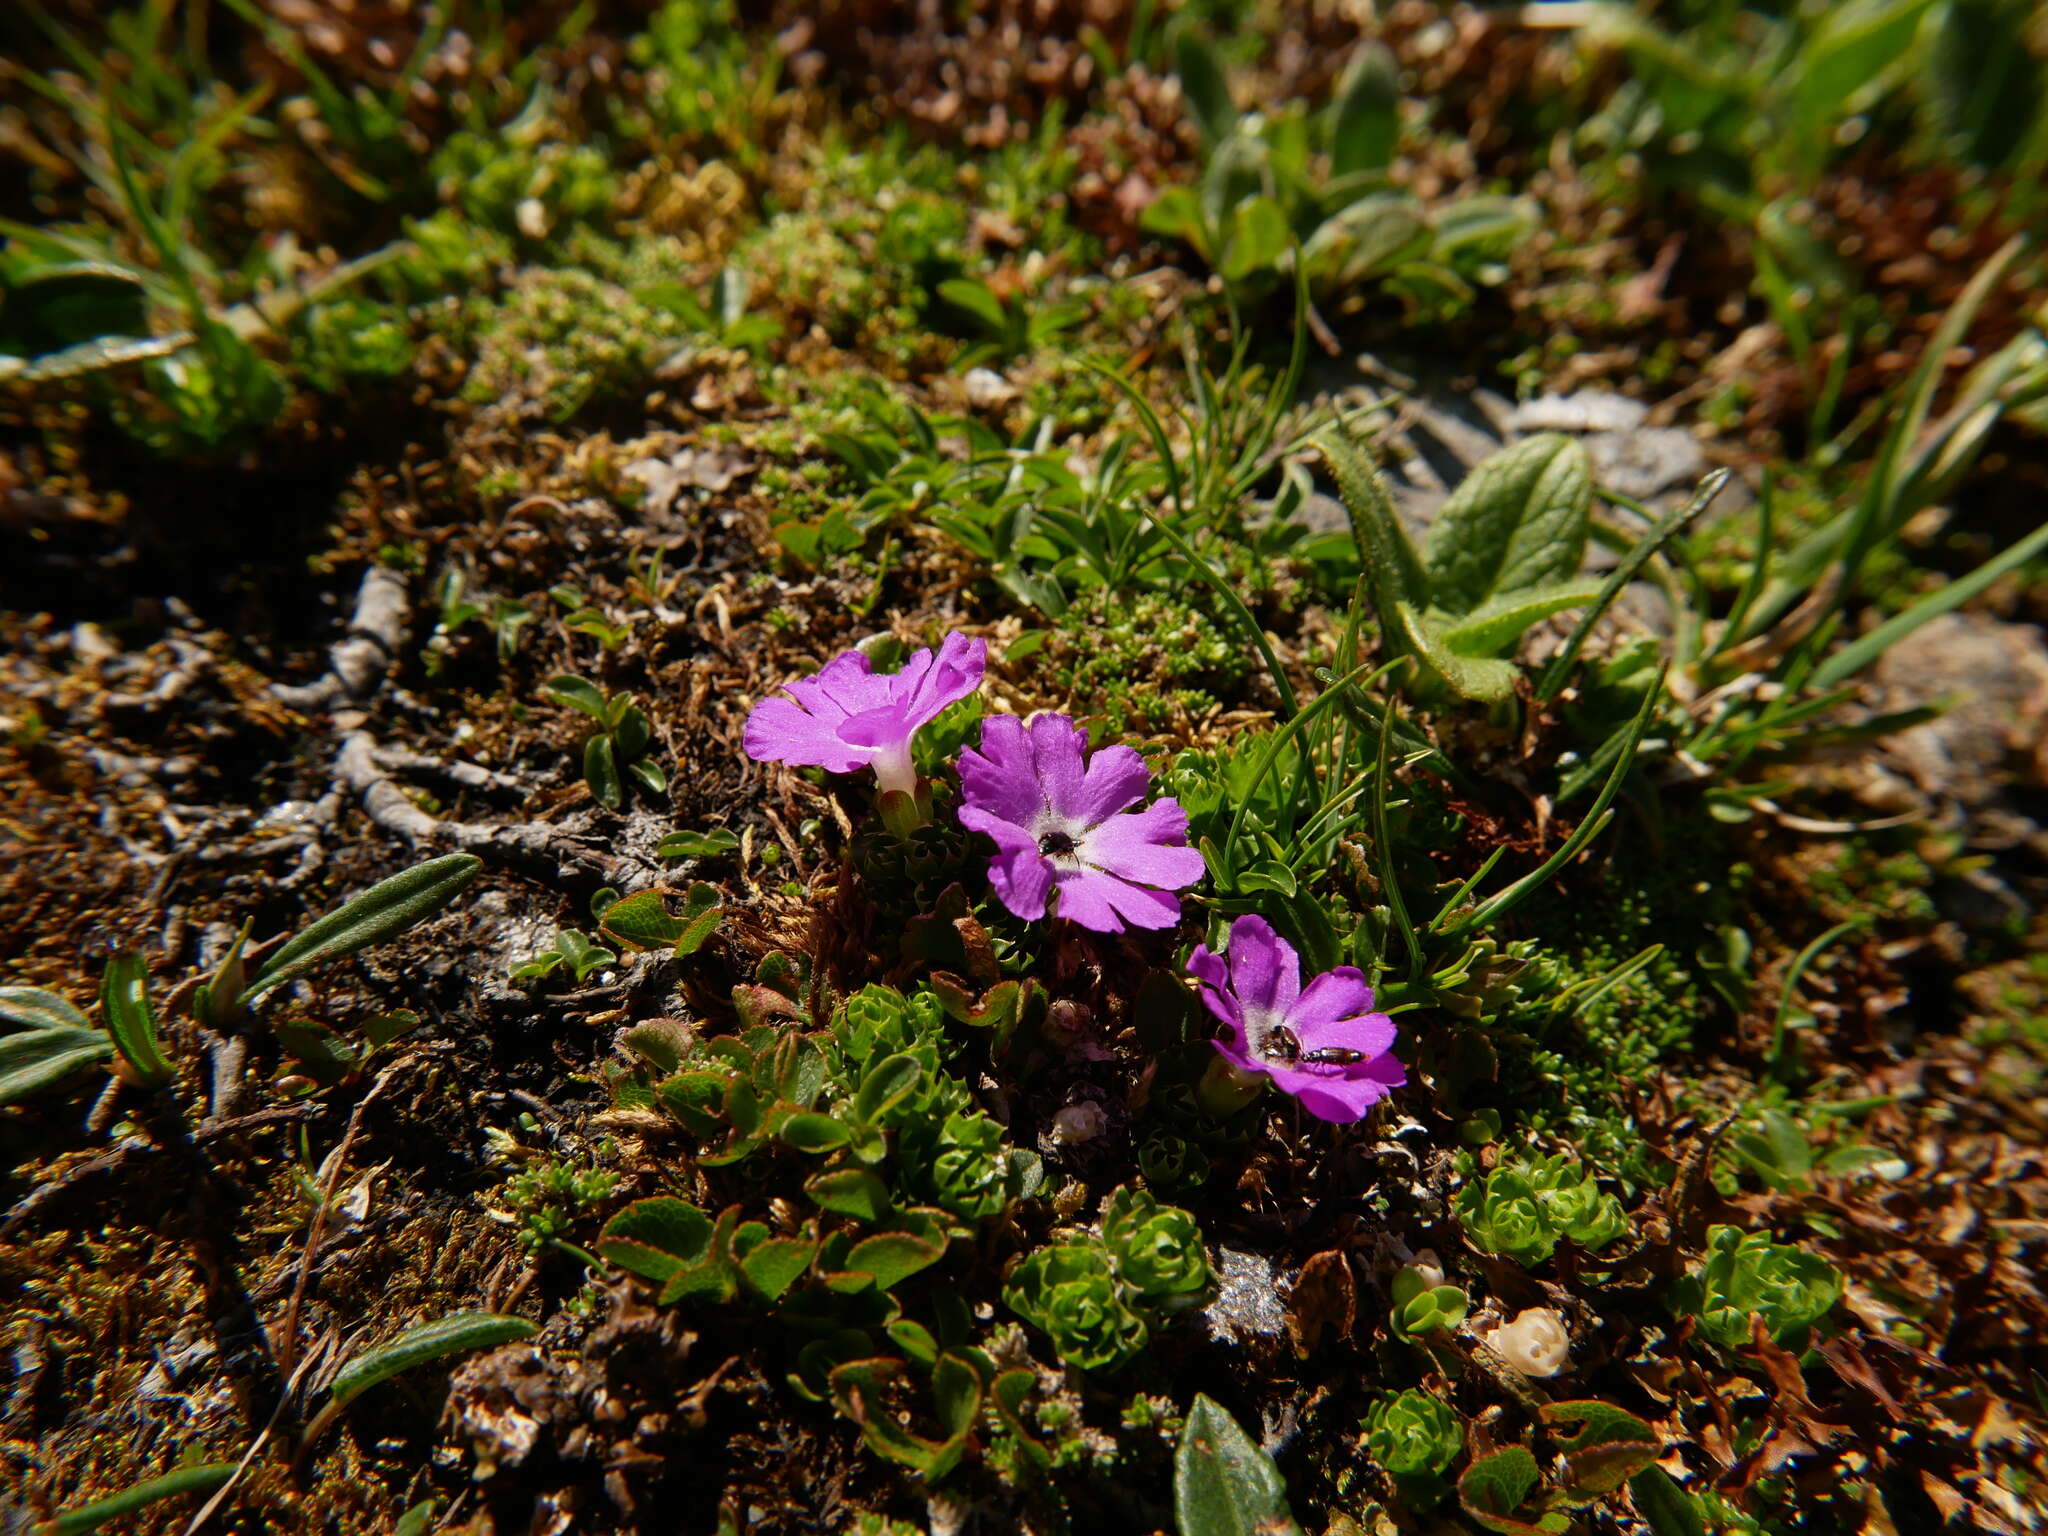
[275,1058,410,1379]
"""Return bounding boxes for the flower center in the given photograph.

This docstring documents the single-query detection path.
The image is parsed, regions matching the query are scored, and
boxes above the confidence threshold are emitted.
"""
[1244,1013,1365,1075]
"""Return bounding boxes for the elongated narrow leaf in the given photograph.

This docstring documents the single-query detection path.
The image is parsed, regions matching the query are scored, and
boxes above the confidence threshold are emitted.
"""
[584,734,624,809]
[1423,434,1591,614]
[325,1311,535,1409]
[0,1025,111,1106]
[0,986,92,1032]
[243,854,481,1002]
[99,952,172,1088]
[1630,1466,1708,1536]
[1173,26,1237,145]
[1328,41,1399,178]
[1811,516,2048,688]
[1175,1394,1302,1536]
[46,1461,237,1535]
[1313,428,1427,618]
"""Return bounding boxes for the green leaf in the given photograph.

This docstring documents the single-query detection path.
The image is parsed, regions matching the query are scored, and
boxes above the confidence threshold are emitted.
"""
[673,894,724,957]
[1314,427,1427,619]
[1328,41,1399,178]
[1396,602,1520,703]
[1173,25,1238,145]
[937,277,1009,335]
[782,1113,851,1153]
[1422,434,1592,614]
[656,1069,730,1134]
[99,952,173,1088]
[543,673,611,721]
[1220,196,1291,284]
[597,1197,714,1283]
[1175,1394,1302,1536]
[1435,580,1605,657]
[0,261,150,358]
[584,733,623,810]
[807,1167,892,1222]
[1537,469,1731,699]
[1630,1466,1708,1536]
[44,1461,237,1536]
[0,1024,112,1107]
[1786,0,1935,144]
[828,1358,945,1475]
[735,1229,819,1301]
[853,1053,924,1125]
[273,1021,357,1086]
[598,891,688,949]
[657,828,741,861]
[325,1311,535,1409]
[242,854,481,1002]
[1459,1446,1569,1536]
[0,986,92,1032]
[627,759,667,797]
[1301,194,1431,289]
[843,1229,946,1292]
[1542,1400,1659,1495]
[932,1350,982,1438]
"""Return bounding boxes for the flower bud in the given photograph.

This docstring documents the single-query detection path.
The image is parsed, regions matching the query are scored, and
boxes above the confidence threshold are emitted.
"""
[1489,1307,1570,1377]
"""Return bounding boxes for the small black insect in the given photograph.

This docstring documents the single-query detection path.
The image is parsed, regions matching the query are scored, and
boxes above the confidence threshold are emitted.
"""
[1260,1025,1301,1063]
[1037,830,1079,857]
[1300,1046,1368,1067]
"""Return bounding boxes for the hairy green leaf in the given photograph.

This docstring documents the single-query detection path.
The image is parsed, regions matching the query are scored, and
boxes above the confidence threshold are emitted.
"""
[45,1461,237,1535]
[1422,434,1591,614]
[1175,1394,1302,1536]
[243,854,481,1002]
[99,952,172,1088]
[325,1311,535,1408]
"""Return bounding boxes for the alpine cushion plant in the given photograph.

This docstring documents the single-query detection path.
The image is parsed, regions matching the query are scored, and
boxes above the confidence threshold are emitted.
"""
[1189,915,1405,1122]
[957,713,1205,934]
[743,633,986,797]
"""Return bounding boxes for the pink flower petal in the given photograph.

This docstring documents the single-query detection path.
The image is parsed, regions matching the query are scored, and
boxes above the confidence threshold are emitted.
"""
[1224,915,1300,1021]
[743,695,873,773]
[1075,742,1152,823]
[1082,800,1206,892]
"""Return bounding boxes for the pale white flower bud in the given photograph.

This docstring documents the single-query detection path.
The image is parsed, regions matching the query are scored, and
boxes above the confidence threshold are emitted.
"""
[1051,1103,1107,1145]
[1406,1247,1445,1289]
[1490,1307,1570,1377]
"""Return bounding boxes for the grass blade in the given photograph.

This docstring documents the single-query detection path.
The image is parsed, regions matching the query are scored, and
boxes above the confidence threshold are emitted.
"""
[1537,469,1731,700]
[1810,517,2048,689]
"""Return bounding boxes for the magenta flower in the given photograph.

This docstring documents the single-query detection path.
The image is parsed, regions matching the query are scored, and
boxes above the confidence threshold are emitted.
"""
[1189,915,1404,1122]
[957,713,1205,933]
[743,634,986,796]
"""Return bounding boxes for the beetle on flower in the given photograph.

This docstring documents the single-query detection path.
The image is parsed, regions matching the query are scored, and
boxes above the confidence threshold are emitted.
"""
[957,713,1205,934]
[743,633,986,797]
[1189,914,1404,1122]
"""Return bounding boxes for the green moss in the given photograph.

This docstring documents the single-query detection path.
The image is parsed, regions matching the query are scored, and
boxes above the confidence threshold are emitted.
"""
[1493,835,1750,1183]
[1046,592,1250,736]
[445,266,695,423]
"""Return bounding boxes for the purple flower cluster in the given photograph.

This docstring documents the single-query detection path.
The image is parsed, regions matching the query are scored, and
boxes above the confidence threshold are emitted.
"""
[743,634,1404,1121]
